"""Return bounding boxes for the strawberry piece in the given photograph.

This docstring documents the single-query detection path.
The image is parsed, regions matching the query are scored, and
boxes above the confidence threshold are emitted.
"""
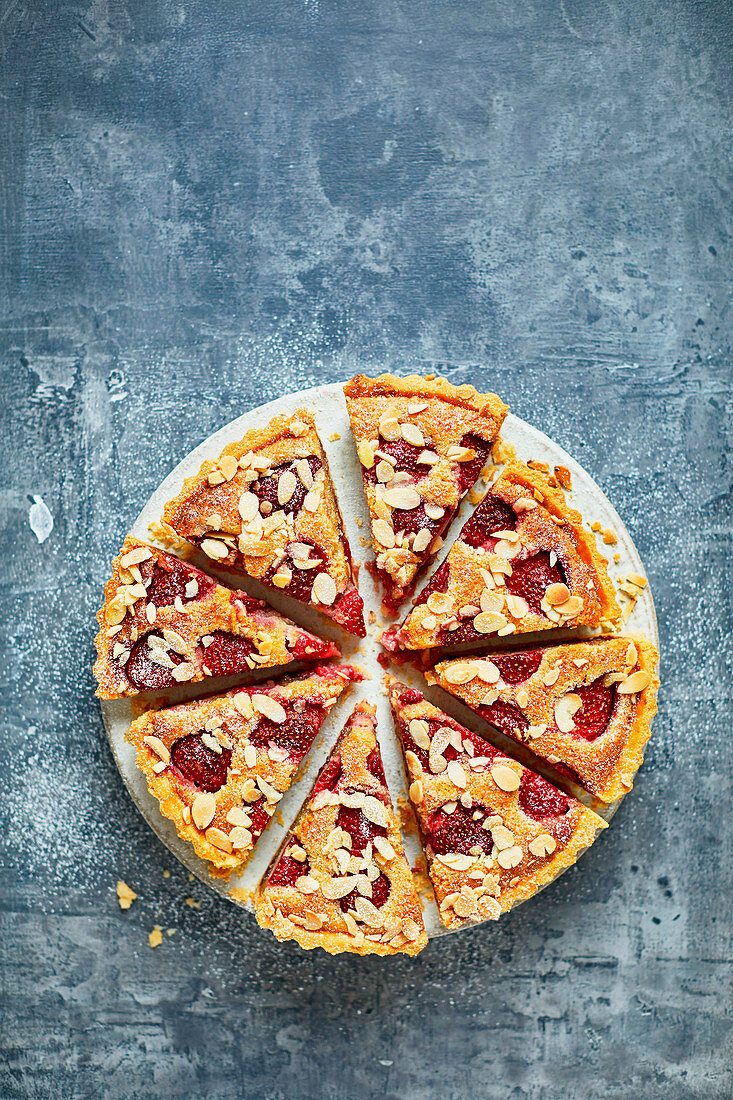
[170,733,232,792]
[367,747,387,784]
[480,699,529,741]
[506,552,565,614]
[455,432,492,492]
[391,502,439,537]
[250,703,323,760]
[313,754,343,795]
[339,871,391,912]
[570,681,615,741]
[336,805,388,854]
[147,558,215,607]
[365,439,426,479]
[269,840,309,887]
[331,587,367,637]
[518,771,569,820]
[126,632,183,691]
[492,650,543,684]
[199,631,254,678]
[426,804,494,856]
[414,560,450,605]
[461,495,516,548]
[254,457,322,516]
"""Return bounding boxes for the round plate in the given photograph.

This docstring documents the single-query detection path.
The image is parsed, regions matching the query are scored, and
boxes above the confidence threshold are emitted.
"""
[101,381,659,940]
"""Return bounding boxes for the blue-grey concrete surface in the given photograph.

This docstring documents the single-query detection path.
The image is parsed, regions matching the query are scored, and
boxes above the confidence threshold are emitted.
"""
[1,2,731,1098]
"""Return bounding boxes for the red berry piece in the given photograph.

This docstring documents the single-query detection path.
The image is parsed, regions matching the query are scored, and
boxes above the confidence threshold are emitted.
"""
[427,804,494,856]
[251,703,322,761]
[414,560,450,605]
[455,432,491,492]
[290,630,339,661]
[331,588,366,637]
[200,631,254,678]
[336,803,388,854]
[518,770,569,820]
[313,754,343,795]
[339,871,391,912]
[248,799,271,838]
[265,540,326,602]
[126,632,181,691]
[366,747,386,784]
[492,650,543,684]
[269,840,309,887]
[391,502,439,538]
[366,439,426,480]
[570,680,615,741]
[506,552,565,614]
[462,495,516,548]
[480,699,529,741]
[147,557,215,608]
[438,618,483,645]
[254,457,322,516]
[170,732,232,792]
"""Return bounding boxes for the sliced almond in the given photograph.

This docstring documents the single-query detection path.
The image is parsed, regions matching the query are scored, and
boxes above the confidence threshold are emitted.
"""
[252,694,286,724]
[361,795,390,829]
[554,693,582,732]
[295,458,314,490]
[357,441,376,469]
[373,835,396,862]
[312,572,337,606]
[412,528,432,553]
[625,641,639,666]
[277,470,297,506]
[226,807,251,828]
[497,845,523,869]
[243,744,257,769]
[618,669,651,694]
[372,518,396,548]
[191,792,216,831]
[408,718,430,749]
[376,460,395,483]
[171,662,195,682]
[322,876,360,900]
[473,611,506,634]
[409,780,424,803]
[513,496,537,512]
[407,399,429,414]
[238,491,260,522]
[545,582,571,607]
[446,760,468,788]
[443,661,477,685]
[400,422,424,447]
[121,546,152,568]
[542,666,560,686]
[528,833,557,857]
[436,852,475,871]
[555,594,584,618]
[201,538,229,560]
[295,875,320,894]
[475,660,501,684]
[206,827,233,853]
[491,763,520,792]
[427,592,454,615]
[418,450,440,466]
[383,485,421,510]
[143,735,170,763]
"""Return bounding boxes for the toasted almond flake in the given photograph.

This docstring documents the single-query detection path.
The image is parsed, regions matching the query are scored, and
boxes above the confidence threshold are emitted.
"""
[121,546,152,568]
[475,660,501,684]
[191,793,216,830]
[322,876,360,900]
[446,445,473,462]
[252,694,286,723]
[201,732,223,754]
[312,571,337,606]
[362,795,390,828]
[618,669,651,694]
[339,790,365,810]
[201,538,229,560]
[303,487,322,512]
[427,592,454,615]
[228,826,253,850]
[353,896,385,928]
[143,735,171,763]
[529,833,557,857]
[418,450,440,466]
[491,763,520,792]
[171,662,195,682]
[545,582,571,607]
[412,528,432,553]
[542,666,560,686]
[497,845,523,869]
[437,852,475,871]
[237,491,259,522]
[409,780,424,803]
[116,880,137,910]
[295,875,319,894]
[277,470,297,506]
[628,572,647,588]
[446,760,467,788]
[379,416,402,442]
[383,485,421,510]
[473,610,507,634]
[295,458,314,490]
[206,827,233,853]
[153,758,167,774]
[372,519,396,548]
[421,613,437,631]
[513,496,537,513]
[555,594,584,618]
[376,459,395,483]
[374,835,396,861]
[357,441,376,469]
[256,775,282,802]
[226,807,251,828]
[491,825,515,850]
[400,422,425,447]
[554,693,582,732]
[626,641,639,666]
[243,743,257,768]
[407,399,429,414]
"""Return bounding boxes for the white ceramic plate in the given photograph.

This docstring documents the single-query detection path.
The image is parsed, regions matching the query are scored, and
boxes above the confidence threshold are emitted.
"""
[101,381,659,940]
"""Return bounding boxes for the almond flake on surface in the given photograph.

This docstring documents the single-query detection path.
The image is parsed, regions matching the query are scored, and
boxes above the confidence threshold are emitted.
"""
[238,491,259,522]
[201,538,229,560]
[362,795,390,828]
[513,496,537,512]
[555,594,584,618]
[554,694,582,732]
[373,835,396,861]
[121,547,152,568]
[295,875,319,894]
[475,659,501,683]
[357,441,376,469]
[618,669,651,694]
[277,470,297,506]
[143,735,170,763]
[497,845,523,869]
[372,519,396,548]
[376,460,395,483]
[400,422,425,447]
[491,763,520,792]
[207,827,233,853]
[473,610,506,634]
[116,881,137,910]
[529,833,557,857]
[444,662,477,685]
[628,572,647,588]
[226,807,251,827]
[171,662,195,682]
[383,485,421,510]
[545,582,571,607]
[252,694,286,723]
[408,720,430,750]
[437,852,475,871]
[542,666,560,686]
[447,760,468,788]
[295,458,314,489]
[421,613,437,630]
[191,793,216,830]
[418,451,440,467]
[626,641,638,665]
[407,399,429,414]
[412,528,432,553]
[312,571,337,606]
[322,876,360,900]
[427,592,453,615]
[353,896,384,927]
[492,825,515,850]
[409,780,424,803]
[219,454,239,482]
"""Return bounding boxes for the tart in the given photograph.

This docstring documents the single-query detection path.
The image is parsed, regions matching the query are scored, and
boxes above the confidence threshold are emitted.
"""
[255,700,427,955]
[429,635,659,803]
[388,678,606,929]
[94,537,339,699]
[162,411,365,636]
[125,665,360,874]
[382,458,620,652]
[343,374,507,615]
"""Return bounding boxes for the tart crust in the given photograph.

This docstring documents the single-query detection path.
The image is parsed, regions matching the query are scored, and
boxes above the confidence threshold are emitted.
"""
[256,700,428,956]
[162,410,365,636]
[388,678,606,929]
[94,537,339,698]
[384,459,620,651]
[125,666,360,874]
[344,373,508,614]
[430,635,659,803]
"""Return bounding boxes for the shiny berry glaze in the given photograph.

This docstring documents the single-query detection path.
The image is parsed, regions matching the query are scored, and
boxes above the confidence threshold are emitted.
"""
[492,650,543,684]
[250,703,322,761]
[414,560,450,604]
[336,802,388,854]
[146,557,215,608]
[313,754,343,795]
[248,799,271,837]
[291,630,338,661]
[456,432,492,492]
[569,680,615,740]
[391,502,438,538]
[170,733,232,792]
[200,631,254,677]
[480,699,529,741]
[462,495,516,548]
[269,840,309,887]
[366,747,386,784]
[427,804,494,856]
[366,439,426,480]
[339,871,391,913]
[331,587,366,637]
[518,770,569,819]
[398,688,424,706]
[254,456,322,515]
[264,540,326,603]
[506,552,566,614]
[126,632,181,690]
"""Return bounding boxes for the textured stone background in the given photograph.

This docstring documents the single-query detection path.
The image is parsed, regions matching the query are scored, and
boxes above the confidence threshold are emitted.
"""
[1,2,731,1098]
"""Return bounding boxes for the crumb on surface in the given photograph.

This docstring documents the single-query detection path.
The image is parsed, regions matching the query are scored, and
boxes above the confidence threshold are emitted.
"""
[328,431,341,441]
[368,609,377,624]
[185,897,201,909]
[602,527,618,545]
[148,925,163,948]
[163,869,170,879]
[116,881,137,910]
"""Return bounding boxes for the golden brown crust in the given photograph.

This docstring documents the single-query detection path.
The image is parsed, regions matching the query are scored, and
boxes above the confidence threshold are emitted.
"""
[431,635,660,803]
[343,374,508,612]
[93,536,338,698]
[255,700,428,956]
[388,678,606,929]
[162,411,364,635]
[388,458,621,649]
[124,666,359,873]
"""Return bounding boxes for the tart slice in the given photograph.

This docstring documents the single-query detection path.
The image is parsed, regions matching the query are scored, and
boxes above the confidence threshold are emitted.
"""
[94,537,340,698]
[382,459,620,652]
[344,373,508,614]
[255,700,427,956]
[125,665,360,874]
[162,411,365,636]
[388,679,606,929]
[429,635,659,803]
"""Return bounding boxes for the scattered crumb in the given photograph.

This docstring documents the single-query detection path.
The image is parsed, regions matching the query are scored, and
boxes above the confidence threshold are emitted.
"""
[398,796,417,835]
[148,519,187,552]
[554,465,572,491]
[425,373,436,380]
[148,925,163,949]
[491,438,515,464]
[628,572,647,588]
[228,887,252,903]
[185,897,201,909]
[116,881,137,910]
[328,431,341,442]
[188,873,194,882]
[602,527,618,545]
[356,517,363,528]
[528,459,549,473]
[368,609,377,624]
[166,928,176,937]
[468,488,483,505]
[614,553,621,564]
[163,869,170,879]
[590,520,602,533]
